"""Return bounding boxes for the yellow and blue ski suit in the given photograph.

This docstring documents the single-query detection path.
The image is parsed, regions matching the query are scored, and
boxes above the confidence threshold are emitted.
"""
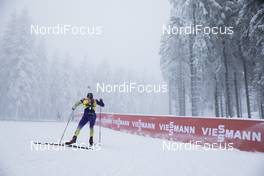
[73,98,104,137]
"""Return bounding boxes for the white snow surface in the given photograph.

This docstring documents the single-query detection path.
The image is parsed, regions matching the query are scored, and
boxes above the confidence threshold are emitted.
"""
[0,120,263,176]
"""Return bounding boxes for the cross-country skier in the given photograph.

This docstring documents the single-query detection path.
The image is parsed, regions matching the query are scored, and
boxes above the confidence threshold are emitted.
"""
[65,93,104,146]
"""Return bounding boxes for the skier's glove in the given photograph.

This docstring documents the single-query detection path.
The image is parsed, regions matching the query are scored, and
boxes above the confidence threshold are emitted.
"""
[72,107,75,111]
[99,98,104,107]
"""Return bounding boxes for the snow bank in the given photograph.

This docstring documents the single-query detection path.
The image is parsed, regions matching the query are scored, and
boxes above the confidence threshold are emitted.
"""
[0,121,263,176]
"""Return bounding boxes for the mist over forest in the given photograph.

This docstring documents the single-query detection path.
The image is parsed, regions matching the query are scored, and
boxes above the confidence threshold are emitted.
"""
[0,0,263,120]
[0,0,169,120]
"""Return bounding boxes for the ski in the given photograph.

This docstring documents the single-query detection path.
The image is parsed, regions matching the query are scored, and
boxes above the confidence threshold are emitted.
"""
[33,142,101,151]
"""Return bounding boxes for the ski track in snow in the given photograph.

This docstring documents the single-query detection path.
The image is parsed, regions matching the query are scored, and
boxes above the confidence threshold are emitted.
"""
[0,121,263,176]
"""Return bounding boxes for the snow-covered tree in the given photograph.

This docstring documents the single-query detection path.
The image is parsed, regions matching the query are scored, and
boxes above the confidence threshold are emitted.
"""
[160,0,264,119]
[0,10,40,119]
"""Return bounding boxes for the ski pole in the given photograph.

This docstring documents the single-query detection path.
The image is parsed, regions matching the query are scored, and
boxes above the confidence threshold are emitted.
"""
[98,106,102,145]
[59,110,74,144]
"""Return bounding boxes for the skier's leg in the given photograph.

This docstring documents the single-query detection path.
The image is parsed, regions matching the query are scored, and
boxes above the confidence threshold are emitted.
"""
[66,114,88,145]
[89,113,96,146]
[74,115,89,136]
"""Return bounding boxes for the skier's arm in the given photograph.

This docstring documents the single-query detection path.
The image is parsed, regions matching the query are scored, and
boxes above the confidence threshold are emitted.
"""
[72,100,82,110]
[96,99,104,107]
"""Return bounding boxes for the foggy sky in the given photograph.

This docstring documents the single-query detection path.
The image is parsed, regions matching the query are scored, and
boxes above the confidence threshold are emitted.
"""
[1,0,170,78]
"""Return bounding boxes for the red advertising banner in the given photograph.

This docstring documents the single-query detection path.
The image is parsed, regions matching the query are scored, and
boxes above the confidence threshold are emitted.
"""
[75,112,264,152]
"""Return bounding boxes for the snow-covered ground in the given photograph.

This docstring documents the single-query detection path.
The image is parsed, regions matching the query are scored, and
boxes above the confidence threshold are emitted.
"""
[0,120,263,176]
